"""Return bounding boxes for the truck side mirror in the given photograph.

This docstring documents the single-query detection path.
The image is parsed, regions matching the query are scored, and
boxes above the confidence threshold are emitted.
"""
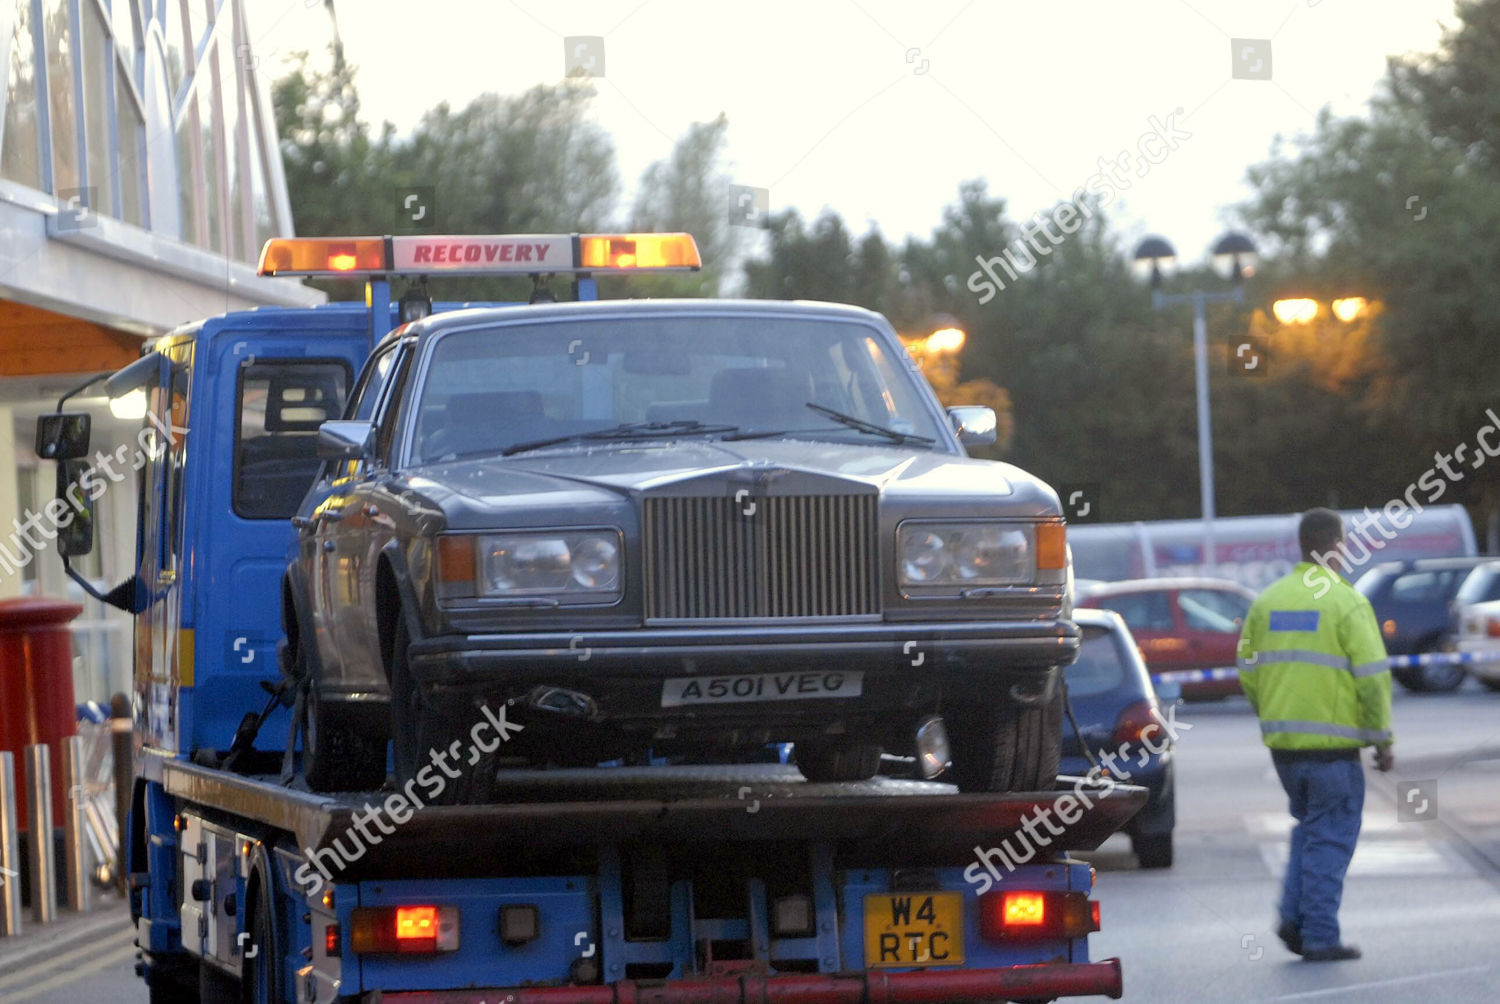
[947,406,997,446]
[35,413,92,460]
[55,460,96,557]
[317,420,375,460]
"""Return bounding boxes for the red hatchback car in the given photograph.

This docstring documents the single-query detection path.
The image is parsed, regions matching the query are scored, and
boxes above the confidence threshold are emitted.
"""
[1076,577,1257,699]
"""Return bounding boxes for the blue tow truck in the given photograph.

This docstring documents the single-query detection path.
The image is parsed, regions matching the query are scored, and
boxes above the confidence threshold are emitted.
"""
[36,232,1143,1003]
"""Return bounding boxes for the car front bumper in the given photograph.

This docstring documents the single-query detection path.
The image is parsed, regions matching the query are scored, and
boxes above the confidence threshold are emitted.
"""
[402,620,1078,746]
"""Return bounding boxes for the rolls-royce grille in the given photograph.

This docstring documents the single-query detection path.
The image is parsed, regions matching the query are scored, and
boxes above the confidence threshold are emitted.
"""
[643,495,880,619]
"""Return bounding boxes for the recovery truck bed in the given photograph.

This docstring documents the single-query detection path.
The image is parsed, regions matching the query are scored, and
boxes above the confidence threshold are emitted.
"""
[133,755,1143,1002]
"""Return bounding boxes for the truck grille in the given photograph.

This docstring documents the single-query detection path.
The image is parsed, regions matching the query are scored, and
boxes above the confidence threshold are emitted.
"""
[642,494,880,620]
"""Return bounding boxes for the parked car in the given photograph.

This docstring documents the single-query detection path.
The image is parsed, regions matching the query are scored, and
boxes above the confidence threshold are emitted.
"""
[1076,577,1256,699]
[1451,560,1500,692]
[282,299,1078,798]
[1061,609,1177,868]
[1354,556,1495,692]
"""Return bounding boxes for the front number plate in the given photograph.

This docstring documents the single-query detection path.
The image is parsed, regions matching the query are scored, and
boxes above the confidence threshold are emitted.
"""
[863,892,965,968]
[660,670,864,707]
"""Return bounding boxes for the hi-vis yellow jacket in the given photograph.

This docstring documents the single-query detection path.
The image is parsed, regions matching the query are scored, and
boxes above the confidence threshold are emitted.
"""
[1237,562,1394,751]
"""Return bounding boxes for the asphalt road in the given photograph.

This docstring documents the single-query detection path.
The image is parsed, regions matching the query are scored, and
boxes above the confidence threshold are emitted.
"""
[2,683,1496,1003]
[1088,681,1500,1002]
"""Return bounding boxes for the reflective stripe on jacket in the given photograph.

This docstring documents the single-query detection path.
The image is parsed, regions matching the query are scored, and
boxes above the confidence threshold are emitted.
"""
[1237,562,1393,751]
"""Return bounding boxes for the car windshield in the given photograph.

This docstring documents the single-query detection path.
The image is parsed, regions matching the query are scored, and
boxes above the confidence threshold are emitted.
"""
[410,315,946,462]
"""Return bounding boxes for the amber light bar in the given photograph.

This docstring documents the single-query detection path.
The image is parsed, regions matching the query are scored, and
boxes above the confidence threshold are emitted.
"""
[257,233,701,277]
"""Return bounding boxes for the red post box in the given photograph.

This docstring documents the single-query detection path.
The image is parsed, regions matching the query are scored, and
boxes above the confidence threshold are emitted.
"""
[0,597,84,829]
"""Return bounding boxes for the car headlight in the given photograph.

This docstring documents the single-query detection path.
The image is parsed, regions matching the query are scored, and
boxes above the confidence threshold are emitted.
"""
[438,529,622,602]
[898,521,1065,590]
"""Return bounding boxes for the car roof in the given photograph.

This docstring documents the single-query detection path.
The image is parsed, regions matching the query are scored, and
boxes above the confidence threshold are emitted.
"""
[1077,576,1257,598]
[405,297,889,339]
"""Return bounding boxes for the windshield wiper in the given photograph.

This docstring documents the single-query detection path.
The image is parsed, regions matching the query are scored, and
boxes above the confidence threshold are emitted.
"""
[502,420,740,456]
[725,404,934,445]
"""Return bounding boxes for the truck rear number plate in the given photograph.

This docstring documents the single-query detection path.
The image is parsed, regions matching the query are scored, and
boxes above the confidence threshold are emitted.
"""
[660,671,863,707]
[864,892,964,968]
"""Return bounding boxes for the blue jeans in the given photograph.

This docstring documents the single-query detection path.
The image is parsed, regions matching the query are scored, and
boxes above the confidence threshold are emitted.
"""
[1274,755,1364,951]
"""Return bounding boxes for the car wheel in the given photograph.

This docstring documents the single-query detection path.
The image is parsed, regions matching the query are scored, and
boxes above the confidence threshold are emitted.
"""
[303,683,388,793]
[1132,831,1174,869]
[1478,676,1500,693]
[242,875,279,1004]
[794,741,883,782]
[197,962,238,1004]
[1410,655,1466,693]
[389,615,489,805]
[945,684,1062,793]
[144,961,198,1004]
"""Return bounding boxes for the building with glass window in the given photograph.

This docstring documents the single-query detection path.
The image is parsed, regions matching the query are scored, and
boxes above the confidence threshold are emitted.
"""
[1,0,322,701]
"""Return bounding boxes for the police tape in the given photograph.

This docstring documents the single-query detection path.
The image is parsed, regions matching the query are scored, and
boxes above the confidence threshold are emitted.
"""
[1152,649,1500,685]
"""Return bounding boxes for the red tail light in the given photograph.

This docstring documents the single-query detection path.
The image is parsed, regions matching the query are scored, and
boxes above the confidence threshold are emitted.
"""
[1487,618,1500,638]
[350,905,460,955]
[979,890,1100,942]
[1112,700,1159,746]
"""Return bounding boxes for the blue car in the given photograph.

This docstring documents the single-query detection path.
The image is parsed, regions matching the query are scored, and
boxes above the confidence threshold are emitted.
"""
[1355,557,1493,692]
[1061,608,1177,868]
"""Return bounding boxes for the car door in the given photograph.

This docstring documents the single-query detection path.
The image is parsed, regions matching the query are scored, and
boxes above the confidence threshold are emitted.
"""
[1175,588,1250,671]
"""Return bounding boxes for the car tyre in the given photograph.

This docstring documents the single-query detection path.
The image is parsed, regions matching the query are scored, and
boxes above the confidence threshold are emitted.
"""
[294,635,387,793]
[1401,641,1466,693]
[390,615,491,805]
[946,684,1062,793]
[1478,676,1500,692]
[794,741,883,783]
[1132,831,1174,869]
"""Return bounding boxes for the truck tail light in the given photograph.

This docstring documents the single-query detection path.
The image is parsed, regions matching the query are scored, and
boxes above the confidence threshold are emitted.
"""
[979,890,1099,942]
[350,905,459,955]
[1112,700,1159,747]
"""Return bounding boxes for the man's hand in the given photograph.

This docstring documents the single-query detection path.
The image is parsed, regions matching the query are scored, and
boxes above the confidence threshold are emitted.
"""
[1372,745,1395,773]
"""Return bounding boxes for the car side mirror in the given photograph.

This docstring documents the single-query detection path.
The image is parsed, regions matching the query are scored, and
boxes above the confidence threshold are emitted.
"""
[54,460,96,557]
[35,412,92,460]
[947,406,997,446]
[317,420,375,460]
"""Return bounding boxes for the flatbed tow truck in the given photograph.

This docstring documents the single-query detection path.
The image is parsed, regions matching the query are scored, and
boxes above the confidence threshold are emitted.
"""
[37,232,1144,1003]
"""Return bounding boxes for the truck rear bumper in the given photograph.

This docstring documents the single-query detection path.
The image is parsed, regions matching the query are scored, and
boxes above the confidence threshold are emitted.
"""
[366,958,1124,1002]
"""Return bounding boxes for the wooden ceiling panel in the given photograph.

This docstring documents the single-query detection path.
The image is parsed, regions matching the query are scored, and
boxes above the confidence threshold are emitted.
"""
[0,300,144,376]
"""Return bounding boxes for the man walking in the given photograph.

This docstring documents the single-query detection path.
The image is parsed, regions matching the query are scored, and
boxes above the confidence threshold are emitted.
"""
[1237,508,1394,962]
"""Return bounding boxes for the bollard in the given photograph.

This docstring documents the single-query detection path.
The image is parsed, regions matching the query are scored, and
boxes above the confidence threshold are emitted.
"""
[1,750,21,935]
[62,735,90,913]
[24,744,55,925]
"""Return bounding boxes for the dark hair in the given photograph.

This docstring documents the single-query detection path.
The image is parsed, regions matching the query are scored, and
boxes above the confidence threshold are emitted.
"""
[1299,508,1344,561]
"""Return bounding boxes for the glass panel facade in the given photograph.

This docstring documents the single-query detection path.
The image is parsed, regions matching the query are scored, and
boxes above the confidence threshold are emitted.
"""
[0,0,288,260]
[81,1,112,214]
[43,0,80,195]
[115,63,145,224]
[2,0,42,186]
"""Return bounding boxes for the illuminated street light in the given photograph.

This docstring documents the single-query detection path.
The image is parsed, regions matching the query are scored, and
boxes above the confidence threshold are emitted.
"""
[1331,297,1369,322]
[926,327,967,354]
[1272,298,1319,325]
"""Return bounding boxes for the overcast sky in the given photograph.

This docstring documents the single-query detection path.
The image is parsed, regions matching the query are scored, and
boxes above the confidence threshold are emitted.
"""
[250,0,1457,266]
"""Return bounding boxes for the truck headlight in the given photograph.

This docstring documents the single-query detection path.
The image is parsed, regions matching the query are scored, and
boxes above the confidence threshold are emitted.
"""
[439,529,622,602]
[898,521,1065,590]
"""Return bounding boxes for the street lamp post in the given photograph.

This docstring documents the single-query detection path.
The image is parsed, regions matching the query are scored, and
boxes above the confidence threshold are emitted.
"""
[1133,232,1258,577]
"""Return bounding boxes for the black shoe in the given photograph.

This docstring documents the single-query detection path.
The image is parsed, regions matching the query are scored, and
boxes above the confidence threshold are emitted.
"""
[1303,944,1361,962]
[1276,921,1303,956]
